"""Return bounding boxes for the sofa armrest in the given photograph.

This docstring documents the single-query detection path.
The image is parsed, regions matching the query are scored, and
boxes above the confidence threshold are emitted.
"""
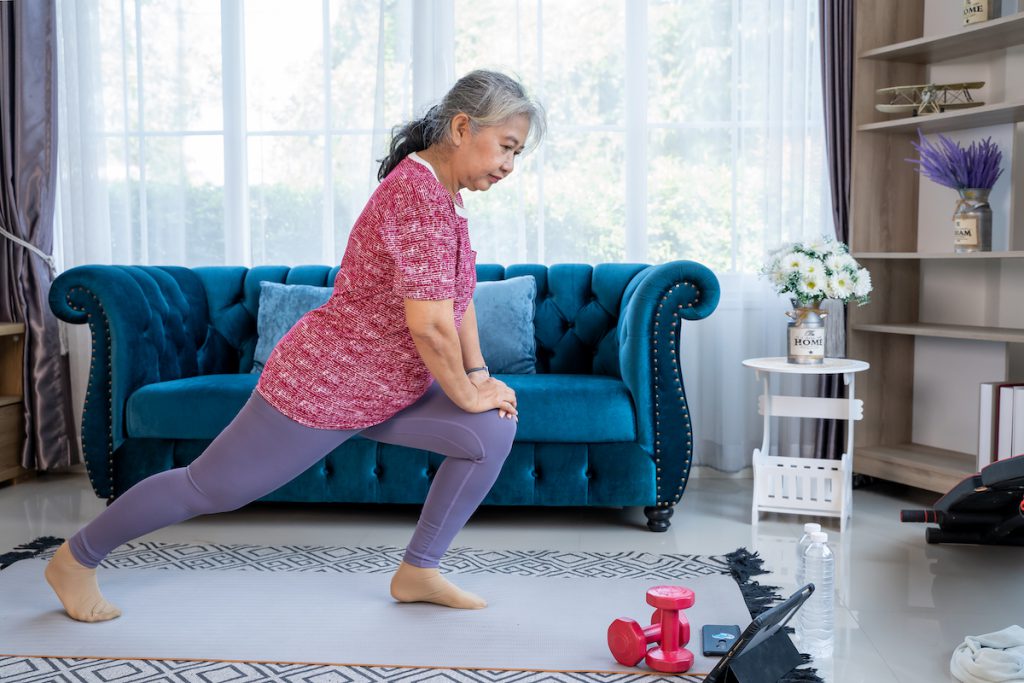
[49,265,210,499]
[618,260,720,508]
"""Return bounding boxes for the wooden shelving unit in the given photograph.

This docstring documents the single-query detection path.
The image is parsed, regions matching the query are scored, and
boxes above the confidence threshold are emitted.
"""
[851,323,1024,344]
[858,101,1024,134]
[861,11,1024,62]
[0,322,26,485]
[849,1,1024,493]
[856,443,976,493]
[855,251,1024,259]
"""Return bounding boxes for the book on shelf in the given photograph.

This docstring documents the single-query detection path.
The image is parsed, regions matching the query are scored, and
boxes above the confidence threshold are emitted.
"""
[1013,386,1024,462]
[986,382,1024,467]
[997,385,1017,461]
[979,382,1001,469]
[1011,387,1024,462]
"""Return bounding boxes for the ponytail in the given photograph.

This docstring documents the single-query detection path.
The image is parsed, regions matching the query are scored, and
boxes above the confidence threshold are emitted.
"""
[377,105,443,182]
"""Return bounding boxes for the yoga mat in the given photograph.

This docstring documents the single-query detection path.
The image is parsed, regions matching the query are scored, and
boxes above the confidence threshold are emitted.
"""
[0,557,750,675]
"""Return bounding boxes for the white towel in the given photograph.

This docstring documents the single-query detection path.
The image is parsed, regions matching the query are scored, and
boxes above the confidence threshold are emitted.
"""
[951,625,1024,683]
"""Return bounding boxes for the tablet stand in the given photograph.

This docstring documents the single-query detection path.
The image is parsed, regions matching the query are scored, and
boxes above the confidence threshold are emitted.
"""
[719,629,803,683]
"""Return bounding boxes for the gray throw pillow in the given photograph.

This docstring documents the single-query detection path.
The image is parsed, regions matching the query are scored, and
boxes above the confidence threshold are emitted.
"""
[473,275,537,374]
[251,282,333,373]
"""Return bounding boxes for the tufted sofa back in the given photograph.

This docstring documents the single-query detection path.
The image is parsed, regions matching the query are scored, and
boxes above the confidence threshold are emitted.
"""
[187,262,652,378]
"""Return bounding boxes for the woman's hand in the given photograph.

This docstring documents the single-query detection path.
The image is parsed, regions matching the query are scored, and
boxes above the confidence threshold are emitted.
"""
[466,375,518,420]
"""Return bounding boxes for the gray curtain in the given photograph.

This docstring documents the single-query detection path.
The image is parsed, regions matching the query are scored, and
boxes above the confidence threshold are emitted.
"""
[815,0,853,459]
[0,0,79,471]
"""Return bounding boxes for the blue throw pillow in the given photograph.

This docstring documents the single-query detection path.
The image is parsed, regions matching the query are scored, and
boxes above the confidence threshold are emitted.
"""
[251,282,333,373]
[251,275,538,375]
[473,275,537,374]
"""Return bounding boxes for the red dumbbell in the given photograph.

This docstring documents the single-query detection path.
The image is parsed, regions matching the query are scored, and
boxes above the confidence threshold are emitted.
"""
[607,585,695,673]
[645,586,696,672]
[607,613,690,667]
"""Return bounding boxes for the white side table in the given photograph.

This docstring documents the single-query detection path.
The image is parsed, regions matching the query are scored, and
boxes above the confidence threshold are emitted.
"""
[742,357,869,532]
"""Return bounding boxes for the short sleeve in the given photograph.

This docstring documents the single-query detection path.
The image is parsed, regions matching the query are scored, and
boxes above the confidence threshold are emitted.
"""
[387,201,458,300]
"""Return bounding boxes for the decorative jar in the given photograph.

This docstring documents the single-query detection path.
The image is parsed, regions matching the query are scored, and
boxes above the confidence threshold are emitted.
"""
[787,300,827,365]
[953,188,992,253]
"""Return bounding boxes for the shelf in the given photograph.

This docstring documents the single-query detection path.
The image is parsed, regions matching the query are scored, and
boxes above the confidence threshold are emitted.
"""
[854,443,975,493]
[858,101,1024,133]
[0,465,29,486]
[861,12,1024,63]
[0,323,24,337]
[854,251,1024,259]
[852,322,1024,343]
[0,396,19,408]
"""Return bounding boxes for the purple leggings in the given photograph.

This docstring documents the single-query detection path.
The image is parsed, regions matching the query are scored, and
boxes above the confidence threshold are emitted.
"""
[68,381,516,570]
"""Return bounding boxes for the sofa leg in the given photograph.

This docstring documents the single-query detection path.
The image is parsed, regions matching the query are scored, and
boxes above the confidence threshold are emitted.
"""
[644,505,673,532]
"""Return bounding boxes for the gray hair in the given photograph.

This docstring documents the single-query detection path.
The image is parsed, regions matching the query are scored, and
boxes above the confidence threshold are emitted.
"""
[378,69,547,181]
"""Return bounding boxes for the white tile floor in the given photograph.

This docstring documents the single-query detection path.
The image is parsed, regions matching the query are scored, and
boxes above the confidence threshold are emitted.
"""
[1,466,1020,683]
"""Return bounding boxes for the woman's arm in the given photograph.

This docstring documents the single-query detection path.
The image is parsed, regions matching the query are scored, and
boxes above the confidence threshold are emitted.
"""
[457,300,488,376]
[405,298,476,409]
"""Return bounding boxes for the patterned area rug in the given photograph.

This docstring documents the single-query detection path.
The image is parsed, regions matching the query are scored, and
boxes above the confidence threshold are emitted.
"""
[0,538,824,683]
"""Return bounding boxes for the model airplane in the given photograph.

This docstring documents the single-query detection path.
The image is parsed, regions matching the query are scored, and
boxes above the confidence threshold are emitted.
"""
[876,82,985,116]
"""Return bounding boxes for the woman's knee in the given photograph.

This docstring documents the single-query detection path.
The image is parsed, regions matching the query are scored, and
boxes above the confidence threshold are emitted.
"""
[182,466,252,515]
[479,411,517,463]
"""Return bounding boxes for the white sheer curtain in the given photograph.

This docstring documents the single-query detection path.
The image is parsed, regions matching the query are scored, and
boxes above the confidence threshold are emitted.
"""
[452,1,834,472]
[54,0,831,473]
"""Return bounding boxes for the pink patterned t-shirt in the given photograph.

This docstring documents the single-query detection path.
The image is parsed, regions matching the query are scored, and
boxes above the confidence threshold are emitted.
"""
[255,154,477,429]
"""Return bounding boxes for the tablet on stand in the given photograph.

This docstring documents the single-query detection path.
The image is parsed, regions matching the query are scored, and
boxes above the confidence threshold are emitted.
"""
[703,583,815,683]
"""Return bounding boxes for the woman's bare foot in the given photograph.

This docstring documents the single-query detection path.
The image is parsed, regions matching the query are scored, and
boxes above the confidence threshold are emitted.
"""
[390,561,486,609]
[44,541,122,622]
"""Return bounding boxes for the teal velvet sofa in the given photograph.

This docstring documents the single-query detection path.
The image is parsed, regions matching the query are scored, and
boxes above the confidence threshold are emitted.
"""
[49,261,719,531]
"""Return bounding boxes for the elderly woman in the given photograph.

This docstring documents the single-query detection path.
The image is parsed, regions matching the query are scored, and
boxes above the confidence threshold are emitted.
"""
[45,70,546,621]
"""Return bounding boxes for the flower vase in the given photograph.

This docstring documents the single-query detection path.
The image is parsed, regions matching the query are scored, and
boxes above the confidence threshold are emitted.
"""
[953,188,992,253]
[787,300,827,365]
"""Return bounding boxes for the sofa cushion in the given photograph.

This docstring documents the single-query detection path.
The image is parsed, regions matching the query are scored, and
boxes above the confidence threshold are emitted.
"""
[473,275,537,373]
[252,282,333,373]
[126,374,261,440]
[126,373,636,443]
[249,277,537,375]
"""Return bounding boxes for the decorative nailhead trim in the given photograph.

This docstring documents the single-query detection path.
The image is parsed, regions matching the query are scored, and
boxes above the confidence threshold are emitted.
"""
[69,286,116,504]
[651,277,701,510]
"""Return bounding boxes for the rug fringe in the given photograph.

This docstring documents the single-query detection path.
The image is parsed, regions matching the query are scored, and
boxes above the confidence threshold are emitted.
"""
[0,535,64,570]
[724,547,826,683]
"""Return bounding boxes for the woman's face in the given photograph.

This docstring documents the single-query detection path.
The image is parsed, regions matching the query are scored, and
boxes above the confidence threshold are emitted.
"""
[452,114,530,192]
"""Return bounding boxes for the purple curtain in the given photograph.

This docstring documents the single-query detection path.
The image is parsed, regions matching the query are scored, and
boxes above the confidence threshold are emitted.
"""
[0,0,80,471]
[815,0,853,460]
[820,0,853,244]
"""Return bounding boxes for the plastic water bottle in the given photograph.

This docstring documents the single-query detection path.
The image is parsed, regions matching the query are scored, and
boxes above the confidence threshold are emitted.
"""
[798,531,834,658]
[795,522,821,588]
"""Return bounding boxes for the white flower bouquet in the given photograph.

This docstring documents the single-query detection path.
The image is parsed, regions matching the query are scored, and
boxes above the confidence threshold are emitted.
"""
[761,236,872,307]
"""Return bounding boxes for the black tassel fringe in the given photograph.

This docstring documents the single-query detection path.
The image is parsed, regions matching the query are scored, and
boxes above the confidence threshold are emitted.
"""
[724,547,826,683]
[0,535,64,570]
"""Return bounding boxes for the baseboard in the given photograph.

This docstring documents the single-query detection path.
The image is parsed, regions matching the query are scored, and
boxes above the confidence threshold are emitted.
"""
[689,465,753,479]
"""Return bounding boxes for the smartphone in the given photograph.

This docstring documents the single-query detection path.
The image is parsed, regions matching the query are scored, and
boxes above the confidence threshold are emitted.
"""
[701,624,742,656]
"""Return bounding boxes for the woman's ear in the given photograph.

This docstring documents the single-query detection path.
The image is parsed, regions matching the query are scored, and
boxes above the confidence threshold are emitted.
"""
[450,113,471,147]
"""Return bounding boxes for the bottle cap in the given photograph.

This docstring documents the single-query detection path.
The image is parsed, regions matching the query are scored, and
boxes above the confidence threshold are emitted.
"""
[810,531,828,543]
[804,523,821,533]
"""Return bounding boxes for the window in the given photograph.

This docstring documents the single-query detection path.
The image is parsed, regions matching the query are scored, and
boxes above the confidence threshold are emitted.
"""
[65,0,829,271]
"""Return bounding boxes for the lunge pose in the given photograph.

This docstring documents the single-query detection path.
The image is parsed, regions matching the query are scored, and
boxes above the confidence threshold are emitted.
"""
[45,70,546,622]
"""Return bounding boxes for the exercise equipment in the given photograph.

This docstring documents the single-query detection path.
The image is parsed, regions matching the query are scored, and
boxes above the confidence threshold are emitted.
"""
[901,454,1024,545]
[607,585,695,673]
